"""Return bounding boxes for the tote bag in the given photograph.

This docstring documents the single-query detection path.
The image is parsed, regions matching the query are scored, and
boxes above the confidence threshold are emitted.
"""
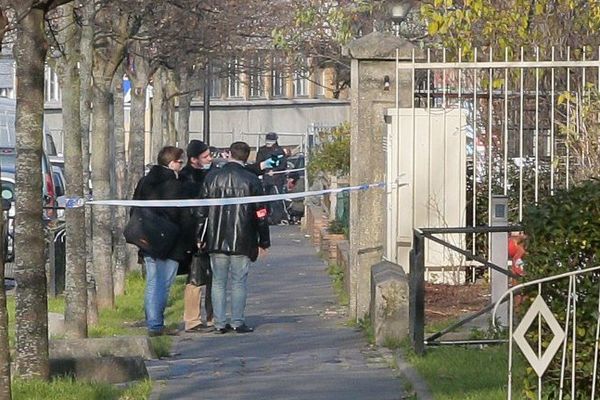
[124,207,180,259]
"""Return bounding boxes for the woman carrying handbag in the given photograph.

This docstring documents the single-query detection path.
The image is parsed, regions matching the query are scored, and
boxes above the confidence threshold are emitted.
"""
[128,146,194,337]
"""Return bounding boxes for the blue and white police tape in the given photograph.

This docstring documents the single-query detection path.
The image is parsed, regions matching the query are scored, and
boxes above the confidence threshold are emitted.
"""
[81,181,408,208]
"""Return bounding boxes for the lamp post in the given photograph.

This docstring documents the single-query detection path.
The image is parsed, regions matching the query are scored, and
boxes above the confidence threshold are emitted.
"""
[386,0,413,36]
[203,62,211,146]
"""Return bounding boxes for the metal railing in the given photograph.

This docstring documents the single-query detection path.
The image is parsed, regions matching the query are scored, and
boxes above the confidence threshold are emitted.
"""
[389,47,600,269]
[409,225,521,355]
[492,265,600,399]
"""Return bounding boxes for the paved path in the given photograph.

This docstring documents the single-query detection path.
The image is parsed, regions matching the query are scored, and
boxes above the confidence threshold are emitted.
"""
[147,226,405,400]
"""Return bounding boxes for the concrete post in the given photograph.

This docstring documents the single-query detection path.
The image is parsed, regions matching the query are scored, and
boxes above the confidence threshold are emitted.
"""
[346,32,416,319]
[490,195,509,326]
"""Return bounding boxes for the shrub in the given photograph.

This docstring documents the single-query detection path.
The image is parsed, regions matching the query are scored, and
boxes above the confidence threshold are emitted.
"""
[328,219,345,234]
[307,122,350,181]
[519,179,600,398]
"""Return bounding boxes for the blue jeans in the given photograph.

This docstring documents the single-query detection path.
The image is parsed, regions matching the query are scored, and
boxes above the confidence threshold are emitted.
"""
[144,256,179,333]
[210,254,250,329]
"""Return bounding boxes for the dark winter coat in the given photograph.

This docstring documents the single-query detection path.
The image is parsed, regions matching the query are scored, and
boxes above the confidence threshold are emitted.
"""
[132,165,195,262]
[255,144,287,187]
[197,161,270,261]
[179,163,208,198]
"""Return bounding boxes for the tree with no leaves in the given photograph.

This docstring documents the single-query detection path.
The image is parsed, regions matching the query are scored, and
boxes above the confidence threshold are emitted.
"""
[47,1,89,339]
[2,0,72,380]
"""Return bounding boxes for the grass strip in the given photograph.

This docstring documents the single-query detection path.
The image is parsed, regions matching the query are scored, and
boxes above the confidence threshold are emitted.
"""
[403,344,524,400]
[327,263,349,306]
[6,271,186,399]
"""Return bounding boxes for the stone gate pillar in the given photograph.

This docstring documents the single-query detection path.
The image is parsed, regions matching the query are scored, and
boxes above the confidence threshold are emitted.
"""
[347,32,416,319]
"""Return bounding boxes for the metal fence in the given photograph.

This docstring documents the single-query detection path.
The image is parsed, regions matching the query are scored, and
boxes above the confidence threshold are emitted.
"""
[394,47,600,397]
[492,266,600,399]
[389,46,600,270]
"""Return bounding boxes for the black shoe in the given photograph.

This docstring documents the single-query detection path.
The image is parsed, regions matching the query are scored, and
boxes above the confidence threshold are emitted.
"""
[213,327,228,334]
[233,324,254,333]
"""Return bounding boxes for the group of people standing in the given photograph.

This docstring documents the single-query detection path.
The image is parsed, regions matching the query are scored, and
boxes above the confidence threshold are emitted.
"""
[131,139,277,337]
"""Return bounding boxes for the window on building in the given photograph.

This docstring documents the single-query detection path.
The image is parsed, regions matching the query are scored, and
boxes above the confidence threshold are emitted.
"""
[248,56,264,98]
[45,66,61,102]
[316,69,327,97]
[210,70,222,99]
[271,68,286,97]
[0,88,13,98]
[293,71,308,97]
[227,60,241,98]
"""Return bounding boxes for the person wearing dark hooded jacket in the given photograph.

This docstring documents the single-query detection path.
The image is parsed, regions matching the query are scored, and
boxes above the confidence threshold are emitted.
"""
[131,146,192,337]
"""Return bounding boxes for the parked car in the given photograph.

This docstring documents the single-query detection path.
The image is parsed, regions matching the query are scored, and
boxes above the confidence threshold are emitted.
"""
[0,98,59,267]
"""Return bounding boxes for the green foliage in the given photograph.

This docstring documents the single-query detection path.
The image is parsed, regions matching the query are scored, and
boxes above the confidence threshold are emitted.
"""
[404,344,521,399]
[307,122,350,180]
[327,263,349,306]
[558,86,600,184]
[89,272,184,339]
[12,377,151,400]
[519,179,600,398]
[272,1,373,50]
[328,219,345,234]
[421,0,600,55]
[356,315,375,345]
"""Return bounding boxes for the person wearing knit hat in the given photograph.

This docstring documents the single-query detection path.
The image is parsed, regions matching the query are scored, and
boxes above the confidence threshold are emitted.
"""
[179,139,214,332]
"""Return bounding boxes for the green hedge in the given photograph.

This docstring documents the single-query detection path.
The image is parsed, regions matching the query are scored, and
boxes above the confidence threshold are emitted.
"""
[520,179,600,399]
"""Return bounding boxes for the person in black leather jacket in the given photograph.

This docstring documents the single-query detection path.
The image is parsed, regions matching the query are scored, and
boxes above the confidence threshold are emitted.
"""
[197,141,270,334]
[131,146,192,337]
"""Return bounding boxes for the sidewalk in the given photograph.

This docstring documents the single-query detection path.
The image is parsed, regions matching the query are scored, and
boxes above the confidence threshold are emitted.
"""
[147,226,406,400]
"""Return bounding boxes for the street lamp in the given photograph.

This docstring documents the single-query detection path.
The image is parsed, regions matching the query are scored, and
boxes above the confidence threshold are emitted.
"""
[386,0,413,36]
[203,62,211,146]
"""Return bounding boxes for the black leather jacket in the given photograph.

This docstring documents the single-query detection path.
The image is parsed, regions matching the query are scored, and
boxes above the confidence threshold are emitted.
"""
[197,161,270,261]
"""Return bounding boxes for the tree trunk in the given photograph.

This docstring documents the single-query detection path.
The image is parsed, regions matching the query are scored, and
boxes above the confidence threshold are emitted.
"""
[151,68,164,157]
[176,65,195,146]
[61,63,88,338]
[112,64,127,296]
[13,7,50,379]
[164,69,177,146]
[54,2,88,338]
[177,93,192,146]
[126,85,147,272]
[124,29,151,273]
[0,201,11,400]
[91,79,115,310]
[90,6,130,310]
[79,0,98,326]
[0,5,12,397]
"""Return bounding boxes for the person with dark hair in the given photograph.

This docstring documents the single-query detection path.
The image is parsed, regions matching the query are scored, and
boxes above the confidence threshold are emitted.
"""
[255,132,287,224]
[179,139,214,332]
[197,141,270,334]
[131,145,192,337]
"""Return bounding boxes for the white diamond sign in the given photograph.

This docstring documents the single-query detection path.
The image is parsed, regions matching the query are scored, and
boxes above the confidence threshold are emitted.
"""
[513,295,566,377]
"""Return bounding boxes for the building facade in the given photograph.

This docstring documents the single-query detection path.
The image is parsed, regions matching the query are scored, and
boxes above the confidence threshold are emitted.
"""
[0,47,350,155]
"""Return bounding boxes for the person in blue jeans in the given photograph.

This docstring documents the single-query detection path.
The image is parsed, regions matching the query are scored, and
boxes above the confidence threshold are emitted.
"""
[131,146,195,336]
[197,141,271,334]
